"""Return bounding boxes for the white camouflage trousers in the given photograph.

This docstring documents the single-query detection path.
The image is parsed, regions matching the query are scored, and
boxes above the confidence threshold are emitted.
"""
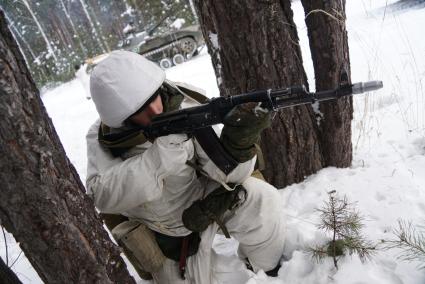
[152,176,285,284]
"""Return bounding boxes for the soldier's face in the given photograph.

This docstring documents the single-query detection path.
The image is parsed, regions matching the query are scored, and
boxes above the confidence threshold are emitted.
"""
[129,95,163,126]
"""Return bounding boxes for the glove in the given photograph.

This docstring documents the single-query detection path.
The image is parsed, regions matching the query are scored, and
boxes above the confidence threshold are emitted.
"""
[182,185,246,236]
[220,102,271,162]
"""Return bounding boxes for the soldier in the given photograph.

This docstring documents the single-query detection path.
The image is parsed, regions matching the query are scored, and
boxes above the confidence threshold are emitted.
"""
[86,50,285,283]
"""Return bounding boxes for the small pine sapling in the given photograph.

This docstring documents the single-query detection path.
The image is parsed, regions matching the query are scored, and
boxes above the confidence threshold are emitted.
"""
[309,190,375,269]
[383,219,425,269]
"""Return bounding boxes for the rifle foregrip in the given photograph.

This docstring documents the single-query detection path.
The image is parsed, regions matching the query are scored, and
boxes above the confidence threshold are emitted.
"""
[352,81,383,94]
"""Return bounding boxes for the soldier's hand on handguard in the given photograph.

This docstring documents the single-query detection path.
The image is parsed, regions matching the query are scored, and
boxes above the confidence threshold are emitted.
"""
[220,102,271,162]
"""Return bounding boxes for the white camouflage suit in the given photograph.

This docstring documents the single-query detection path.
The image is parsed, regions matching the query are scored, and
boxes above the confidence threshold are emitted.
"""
[86,51,285,283]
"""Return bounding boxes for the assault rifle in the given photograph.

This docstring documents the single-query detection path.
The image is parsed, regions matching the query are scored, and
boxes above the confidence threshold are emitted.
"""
[141,80,383,174]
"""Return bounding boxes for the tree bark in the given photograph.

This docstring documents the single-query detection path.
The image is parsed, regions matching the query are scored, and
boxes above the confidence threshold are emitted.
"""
[301,0,353,167]
[194,0,324,187]
[0,10,135,284]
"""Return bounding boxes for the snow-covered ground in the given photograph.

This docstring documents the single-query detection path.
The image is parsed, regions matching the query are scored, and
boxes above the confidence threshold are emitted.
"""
[2,0,425,283]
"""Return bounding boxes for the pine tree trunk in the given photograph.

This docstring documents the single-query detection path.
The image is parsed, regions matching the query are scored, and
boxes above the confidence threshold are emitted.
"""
[301,0,353,167]
[194,0,324,187]
[0,257,22,284]
[0,10,135,284]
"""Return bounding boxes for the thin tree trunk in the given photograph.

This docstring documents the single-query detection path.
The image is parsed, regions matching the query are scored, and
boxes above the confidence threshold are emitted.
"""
[195,0,324,187]
[7,24,31,67]
[0,10,135,284]
[301,0,353,167]
[59,0,88,57]
[20,0,58,62]
[4,15,35,60]
[87,0,111,52]
[188,0,199,22]
[3,12,52,85]
[125,0,145,29]
[48,9,69,51]
[78,0,108,53]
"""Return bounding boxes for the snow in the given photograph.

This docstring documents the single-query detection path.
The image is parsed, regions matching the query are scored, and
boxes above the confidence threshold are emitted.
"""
[2,0,425,283]
[74,64,91,99]
[170,18,186,30]
[123,23,135,34]
[120,3,135,18]
[209,32,220,50]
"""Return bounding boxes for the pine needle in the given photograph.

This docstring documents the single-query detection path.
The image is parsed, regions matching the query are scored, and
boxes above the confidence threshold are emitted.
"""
[309,191,376,269]
[383,219,425,269]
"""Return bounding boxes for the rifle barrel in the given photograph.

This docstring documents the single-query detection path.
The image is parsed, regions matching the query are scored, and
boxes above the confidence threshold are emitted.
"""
[352,81,383,94]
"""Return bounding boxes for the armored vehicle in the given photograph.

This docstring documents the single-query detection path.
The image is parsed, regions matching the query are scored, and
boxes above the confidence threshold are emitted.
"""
[117,20,204,69]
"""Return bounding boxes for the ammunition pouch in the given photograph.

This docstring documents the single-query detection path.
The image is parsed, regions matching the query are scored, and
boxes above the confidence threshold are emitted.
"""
[105,215,201,280]
[113,220,200,280]
[112,221,167,273]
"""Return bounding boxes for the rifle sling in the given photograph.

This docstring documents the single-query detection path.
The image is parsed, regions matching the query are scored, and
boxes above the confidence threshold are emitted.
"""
[193,127,239,175]
[172,83,239,175]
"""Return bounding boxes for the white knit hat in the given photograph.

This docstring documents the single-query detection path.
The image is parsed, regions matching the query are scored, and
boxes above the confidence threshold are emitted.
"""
[90,50,165,128]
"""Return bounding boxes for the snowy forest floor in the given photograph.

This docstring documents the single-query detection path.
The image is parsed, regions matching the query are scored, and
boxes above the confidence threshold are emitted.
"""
[2,0,425,283]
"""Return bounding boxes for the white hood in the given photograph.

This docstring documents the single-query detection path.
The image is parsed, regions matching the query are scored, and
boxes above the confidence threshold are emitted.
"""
[90,50,165,128]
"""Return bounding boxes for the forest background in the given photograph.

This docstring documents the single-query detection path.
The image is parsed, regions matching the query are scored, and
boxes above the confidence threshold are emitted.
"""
[0,0,197,87]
